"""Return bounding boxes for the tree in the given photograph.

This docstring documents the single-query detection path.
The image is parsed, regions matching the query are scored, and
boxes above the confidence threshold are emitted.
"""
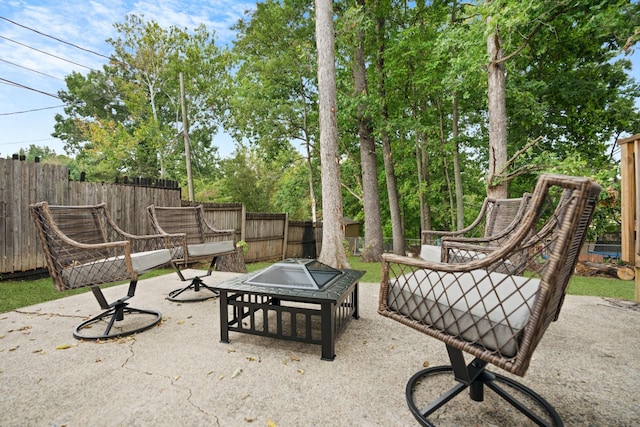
[229,1,320,221]
[54,14,227,184]
[315,0,350,269]
[344,1,384,261]
[479,0,640,196]
[374,4,405,255]
[214,146,292,212]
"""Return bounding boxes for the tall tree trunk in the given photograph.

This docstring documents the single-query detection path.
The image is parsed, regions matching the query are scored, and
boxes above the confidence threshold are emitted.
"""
[452,93,464,230]
[376,15,405,256]
[354,0,383,262]
[300,76,317,223]
[437,100,455,230]
[450,0,464,231]
[315,0,350,268]
[413,96,432,239]
[487,24,508,199]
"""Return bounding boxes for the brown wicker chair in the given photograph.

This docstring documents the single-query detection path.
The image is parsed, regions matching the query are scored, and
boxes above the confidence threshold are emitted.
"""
[147,204,236,302]
[29,202,180,340]
[379,174,601,426]
[420,193,532,263]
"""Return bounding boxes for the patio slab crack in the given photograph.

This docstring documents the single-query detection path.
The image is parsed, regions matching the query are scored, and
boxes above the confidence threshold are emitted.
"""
[13,309,87,319]
[119,337,215,421]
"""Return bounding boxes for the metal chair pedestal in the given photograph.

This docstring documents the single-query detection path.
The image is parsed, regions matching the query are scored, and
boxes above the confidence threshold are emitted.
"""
[406,346,563,427]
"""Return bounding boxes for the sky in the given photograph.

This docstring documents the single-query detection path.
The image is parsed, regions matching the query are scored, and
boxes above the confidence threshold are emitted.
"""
[0,0,254,158]
[0,1,639,160]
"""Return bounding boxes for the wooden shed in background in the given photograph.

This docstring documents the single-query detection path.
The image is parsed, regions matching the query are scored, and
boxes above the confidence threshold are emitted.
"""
[617,133,640,301]
[342,217,360,238]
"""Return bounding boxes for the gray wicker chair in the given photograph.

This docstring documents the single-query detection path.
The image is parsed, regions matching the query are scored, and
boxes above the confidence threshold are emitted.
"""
[420,193,532,263]
[147,204,236,302]
[29,202,180,340]
[379,174,601,426]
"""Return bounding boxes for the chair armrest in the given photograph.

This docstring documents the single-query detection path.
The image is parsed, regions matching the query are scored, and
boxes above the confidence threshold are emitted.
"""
[201,215,236,242]
[421,229,467,245]
[122,231,187,254]
[421,199,492,244]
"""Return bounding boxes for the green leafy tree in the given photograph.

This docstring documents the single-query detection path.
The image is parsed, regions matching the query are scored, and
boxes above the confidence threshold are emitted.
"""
[229,0,320,221]
[213,145,297,212]
[53,14,228,184]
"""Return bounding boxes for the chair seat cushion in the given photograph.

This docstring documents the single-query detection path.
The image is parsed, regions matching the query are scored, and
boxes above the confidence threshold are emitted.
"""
[388,268,540,357]
[130,249,173,272]
[187,240,235,257]
[419,245,442,262]
[61,249,172,289]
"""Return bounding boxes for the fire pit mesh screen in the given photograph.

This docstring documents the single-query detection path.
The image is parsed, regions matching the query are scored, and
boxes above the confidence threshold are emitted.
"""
[243,258,343,290]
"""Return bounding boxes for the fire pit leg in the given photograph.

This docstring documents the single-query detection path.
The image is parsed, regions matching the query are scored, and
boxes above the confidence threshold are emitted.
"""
[218,290,230,343]
[320,301,336,361]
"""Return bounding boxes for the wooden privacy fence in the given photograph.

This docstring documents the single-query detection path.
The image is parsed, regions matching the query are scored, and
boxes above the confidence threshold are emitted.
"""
[1,158,323,277]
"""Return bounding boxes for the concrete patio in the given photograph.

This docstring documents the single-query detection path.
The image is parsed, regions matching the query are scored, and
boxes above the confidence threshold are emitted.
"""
[1,270,639,426]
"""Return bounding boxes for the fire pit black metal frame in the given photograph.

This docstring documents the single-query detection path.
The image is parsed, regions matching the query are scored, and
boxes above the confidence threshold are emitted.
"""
[212,265,364,360]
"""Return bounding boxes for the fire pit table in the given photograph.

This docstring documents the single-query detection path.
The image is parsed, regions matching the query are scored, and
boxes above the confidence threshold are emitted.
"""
[212,259,365,360]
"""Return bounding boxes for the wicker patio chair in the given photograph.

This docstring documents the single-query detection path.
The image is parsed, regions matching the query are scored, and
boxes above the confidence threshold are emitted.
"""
[379,174,601,426]
[147,204,236,302]
[419,193,532,264]
[29,202,181,340]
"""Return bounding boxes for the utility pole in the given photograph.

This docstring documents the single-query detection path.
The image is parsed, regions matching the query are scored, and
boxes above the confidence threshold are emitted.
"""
[180,72,195,201]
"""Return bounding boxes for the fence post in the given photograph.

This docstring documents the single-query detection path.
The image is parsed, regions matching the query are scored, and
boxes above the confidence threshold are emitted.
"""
[240,204,246,243]
[282,212,289,260]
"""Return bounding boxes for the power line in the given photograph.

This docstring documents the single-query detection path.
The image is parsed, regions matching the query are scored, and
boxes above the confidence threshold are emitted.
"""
[0,57,64,81]
[0,138,58,146]
[0,77,60,98]
[0,16,112,61]
[0,34,97,71]
[0,105,65,116]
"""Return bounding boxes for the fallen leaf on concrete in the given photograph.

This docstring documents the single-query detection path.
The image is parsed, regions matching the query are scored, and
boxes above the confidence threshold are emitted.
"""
[55,343,76,350]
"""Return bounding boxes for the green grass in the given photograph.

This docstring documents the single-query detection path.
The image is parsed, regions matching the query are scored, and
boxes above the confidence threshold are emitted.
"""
[566,275,635,300]
[0,268,173,314]
[0,257,636,313]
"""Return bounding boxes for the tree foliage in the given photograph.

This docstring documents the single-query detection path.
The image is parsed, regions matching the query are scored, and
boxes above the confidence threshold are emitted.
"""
[50,2,640,242]
[53,14,228,184]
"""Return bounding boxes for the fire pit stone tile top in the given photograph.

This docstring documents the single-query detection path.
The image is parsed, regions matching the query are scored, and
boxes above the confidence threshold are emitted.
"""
[243,258,343,290]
